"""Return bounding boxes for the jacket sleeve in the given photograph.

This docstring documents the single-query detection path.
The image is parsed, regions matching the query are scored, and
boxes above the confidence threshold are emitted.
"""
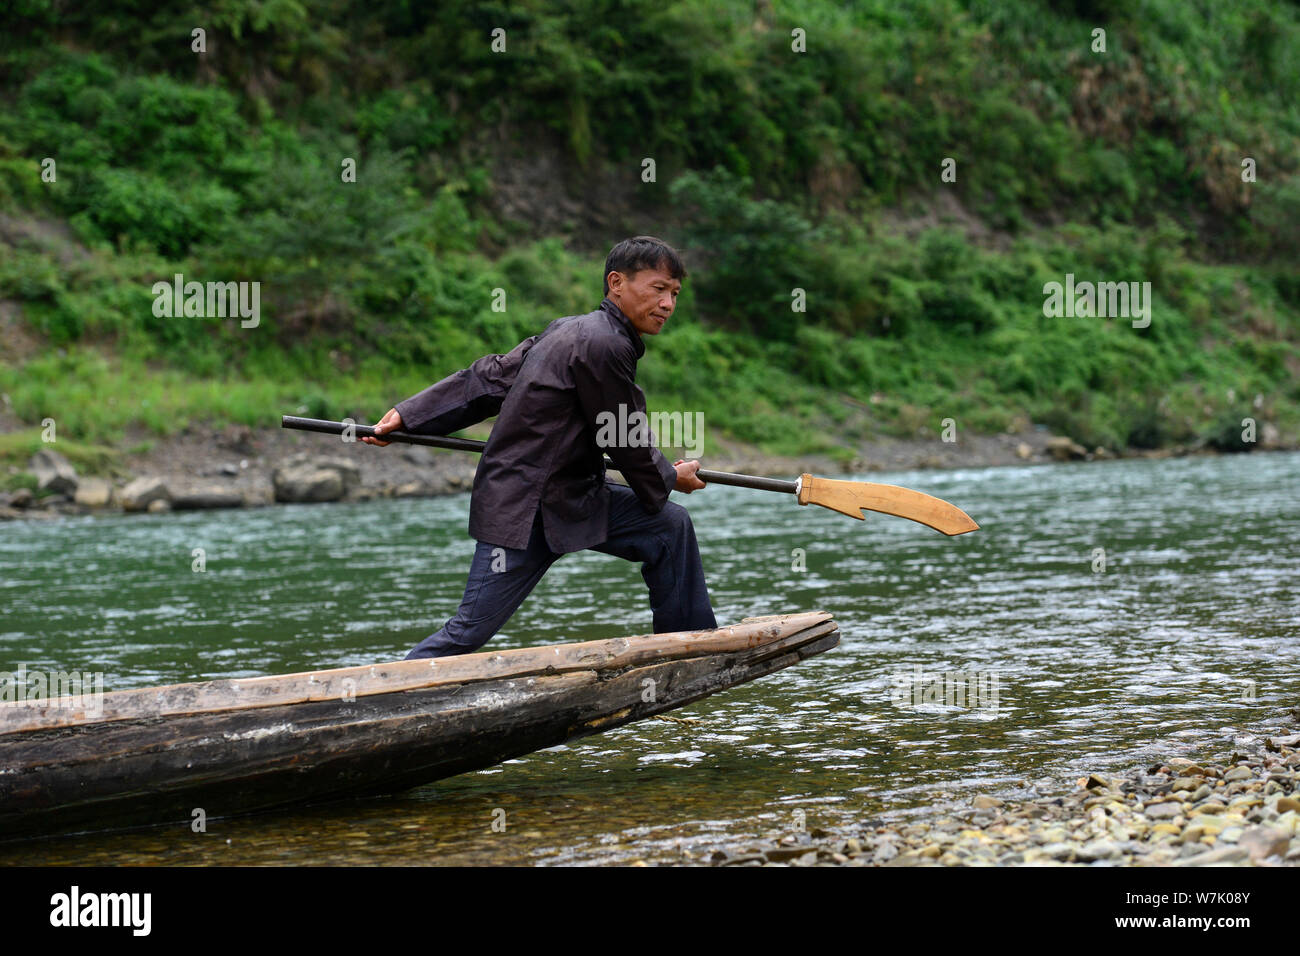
[394,332,541,436]
[572,336,678,513]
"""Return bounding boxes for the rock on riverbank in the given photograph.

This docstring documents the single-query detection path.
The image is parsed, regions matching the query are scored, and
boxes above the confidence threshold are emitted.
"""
[0,424,478,520]
[0,419,1290,521]
[704,725,1300,867]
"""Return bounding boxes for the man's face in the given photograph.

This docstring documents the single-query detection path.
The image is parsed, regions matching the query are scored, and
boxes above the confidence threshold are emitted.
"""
[606,262,680,336]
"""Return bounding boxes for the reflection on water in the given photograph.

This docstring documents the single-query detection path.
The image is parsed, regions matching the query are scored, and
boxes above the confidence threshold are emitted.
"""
[1,451,1296,864]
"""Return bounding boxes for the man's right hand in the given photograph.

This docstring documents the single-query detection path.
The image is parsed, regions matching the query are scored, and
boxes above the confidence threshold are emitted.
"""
[362,408,403,446]
[674,459,706,493]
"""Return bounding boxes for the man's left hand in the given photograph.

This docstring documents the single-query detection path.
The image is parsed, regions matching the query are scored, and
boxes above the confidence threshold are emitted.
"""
[362,408,403,446]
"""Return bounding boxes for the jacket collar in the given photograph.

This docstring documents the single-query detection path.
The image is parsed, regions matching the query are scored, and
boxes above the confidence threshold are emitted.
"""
[600,297,646,358]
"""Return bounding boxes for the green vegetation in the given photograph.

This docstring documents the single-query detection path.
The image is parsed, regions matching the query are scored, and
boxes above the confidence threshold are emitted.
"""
[0,427,123,491]
[1,0,1297,467]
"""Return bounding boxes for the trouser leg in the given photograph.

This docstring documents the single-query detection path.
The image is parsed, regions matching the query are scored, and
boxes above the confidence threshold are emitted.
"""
[590,481,717,633]
[405,511,560,659]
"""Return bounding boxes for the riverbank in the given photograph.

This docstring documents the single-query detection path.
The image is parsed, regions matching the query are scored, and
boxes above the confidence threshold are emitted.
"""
[702,720,1300,867]
[1,417,1290,522]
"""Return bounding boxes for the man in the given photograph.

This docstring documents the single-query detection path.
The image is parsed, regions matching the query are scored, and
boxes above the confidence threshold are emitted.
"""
[364,236,718,659]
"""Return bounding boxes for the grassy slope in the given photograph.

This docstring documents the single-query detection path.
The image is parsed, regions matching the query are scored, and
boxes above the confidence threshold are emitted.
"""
[1,0,1298,482]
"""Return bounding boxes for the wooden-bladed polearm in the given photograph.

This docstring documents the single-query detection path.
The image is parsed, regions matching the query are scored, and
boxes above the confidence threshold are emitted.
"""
[280,416,979,536]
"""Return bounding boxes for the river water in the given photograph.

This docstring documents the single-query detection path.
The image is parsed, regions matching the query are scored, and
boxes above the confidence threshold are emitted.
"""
[1,451,1296,864]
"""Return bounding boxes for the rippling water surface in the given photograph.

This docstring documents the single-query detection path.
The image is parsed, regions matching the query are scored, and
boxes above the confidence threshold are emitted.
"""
[1,451,1296,864]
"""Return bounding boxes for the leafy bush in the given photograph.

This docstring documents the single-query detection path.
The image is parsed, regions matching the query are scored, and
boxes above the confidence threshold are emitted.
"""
[1202,411,1257,452]
[670,167,818,340]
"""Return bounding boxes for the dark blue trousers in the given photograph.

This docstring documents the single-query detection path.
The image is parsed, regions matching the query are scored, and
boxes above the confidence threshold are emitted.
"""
[404,482,717,659]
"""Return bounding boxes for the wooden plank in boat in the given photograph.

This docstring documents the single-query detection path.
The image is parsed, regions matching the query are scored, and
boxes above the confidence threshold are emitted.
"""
[0,611,832,733]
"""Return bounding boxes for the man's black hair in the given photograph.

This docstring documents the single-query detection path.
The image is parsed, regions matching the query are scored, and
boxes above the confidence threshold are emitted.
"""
[603,236,686,296]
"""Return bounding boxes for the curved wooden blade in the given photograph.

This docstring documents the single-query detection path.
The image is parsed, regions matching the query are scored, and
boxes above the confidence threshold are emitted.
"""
[797,474,979,536]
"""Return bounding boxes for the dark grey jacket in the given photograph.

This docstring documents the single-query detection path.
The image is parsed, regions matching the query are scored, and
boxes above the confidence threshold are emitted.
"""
[394,298,678,552]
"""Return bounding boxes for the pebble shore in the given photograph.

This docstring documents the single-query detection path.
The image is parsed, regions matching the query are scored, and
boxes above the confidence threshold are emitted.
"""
[705,725,1300,867]
[8,418,1287,522]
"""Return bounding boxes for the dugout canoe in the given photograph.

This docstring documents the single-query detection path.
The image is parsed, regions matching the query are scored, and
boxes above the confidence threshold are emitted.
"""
[0,611,838,840]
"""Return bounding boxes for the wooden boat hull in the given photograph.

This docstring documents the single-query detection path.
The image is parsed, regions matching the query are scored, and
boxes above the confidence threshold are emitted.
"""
[0,612,837,840]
